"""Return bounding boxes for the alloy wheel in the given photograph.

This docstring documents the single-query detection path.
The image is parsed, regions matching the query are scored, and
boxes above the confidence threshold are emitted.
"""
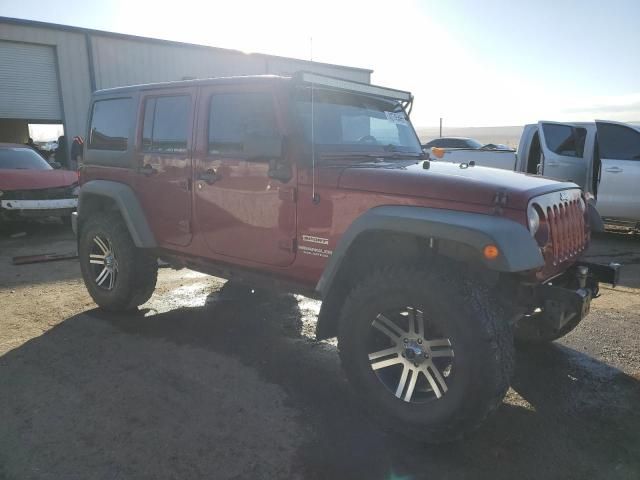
[89,234,118,290]
[367,307,455,403]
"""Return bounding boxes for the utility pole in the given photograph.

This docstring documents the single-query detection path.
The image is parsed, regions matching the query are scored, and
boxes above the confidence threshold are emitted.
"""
[439,117,443,138]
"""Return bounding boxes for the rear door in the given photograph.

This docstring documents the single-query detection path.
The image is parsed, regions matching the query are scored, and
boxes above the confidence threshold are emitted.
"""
[134,88,195,247]
[537,121,590,188]
[595,121,640,220]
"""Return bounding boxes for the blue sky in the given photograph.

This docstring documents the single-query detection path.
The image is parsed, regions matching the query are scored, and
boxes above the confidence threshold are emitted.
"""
[1,0,638,127]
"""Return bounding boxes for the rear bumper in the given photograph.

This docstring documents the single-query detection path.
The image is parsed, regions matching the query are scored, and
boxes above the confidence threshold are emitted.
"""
[535,261,621,331]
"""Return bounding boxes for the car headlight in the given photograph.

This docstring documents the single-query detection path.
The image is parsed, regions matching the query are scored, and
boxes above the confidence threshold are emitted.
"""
[71,186,80,196]
[527,205,540,236]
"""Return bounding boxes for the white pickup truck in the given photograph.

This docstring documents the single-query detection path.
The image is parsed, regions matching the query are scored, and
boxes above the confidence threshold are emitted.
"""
[426,121,640,228]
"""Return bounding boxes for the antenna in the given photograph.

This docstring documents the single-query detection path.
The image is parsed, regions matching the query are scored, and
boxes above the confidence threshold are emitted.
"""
[310,36,319,204]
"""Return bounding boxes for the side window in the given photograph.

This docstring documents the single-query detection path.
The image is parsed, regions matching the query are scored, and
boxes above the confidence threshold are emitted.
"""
[598,124,640,161]
[88,98,131,151]
[142,95,190,153]
[542,124,587,158]
[208,92,277,156]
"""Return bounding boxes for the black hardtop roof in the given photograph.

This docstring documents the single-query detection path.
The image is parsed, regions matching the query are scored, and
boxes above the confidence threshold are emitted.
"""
[93,75,289,96]
[92,73,413,105]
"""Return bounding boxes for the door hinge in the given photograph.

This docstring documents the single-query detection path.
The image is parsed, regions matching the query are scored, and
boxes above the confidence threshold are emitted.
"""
[279,187,297,203]
[178,220,191,233]
[278,237,297,252]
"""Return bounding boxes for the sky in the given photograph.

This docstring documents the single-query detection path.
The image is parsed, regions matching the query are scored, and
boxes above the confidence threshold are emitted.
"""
[1,0,639,127]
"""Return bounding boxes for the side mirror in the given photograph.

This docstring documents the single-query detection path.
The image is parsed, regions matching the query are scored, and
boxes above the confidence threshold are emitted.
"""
[243,132,283,161]
[243,132,291,182]
[268,157,292,182]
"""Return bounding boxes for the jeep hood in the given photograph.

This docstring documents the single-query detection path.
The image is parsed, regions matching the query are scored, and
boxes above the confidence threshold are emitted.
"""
[338,161,578,210]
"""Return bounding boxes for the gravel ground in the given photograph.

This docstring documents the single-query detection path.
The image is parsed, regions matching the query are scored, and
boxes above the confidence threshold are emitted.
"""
[0,221,638,480]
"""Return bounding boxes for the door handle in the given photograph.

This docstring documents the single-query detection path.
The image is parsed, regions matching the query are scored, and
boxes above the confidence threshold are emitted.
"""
[198,168,220,185]
[605,167,623,173]
[546,162,559,167]
[139,163,158,176]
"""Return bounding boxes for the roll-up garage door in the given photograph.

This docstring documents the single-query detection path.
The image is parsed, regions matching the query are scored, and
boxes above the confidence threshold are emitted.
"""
[0,41,62,121]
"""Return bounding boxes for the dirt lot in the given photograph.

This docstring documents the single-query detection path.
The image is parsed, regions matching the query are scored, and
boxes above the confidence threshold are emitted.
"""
[1,221,639,480]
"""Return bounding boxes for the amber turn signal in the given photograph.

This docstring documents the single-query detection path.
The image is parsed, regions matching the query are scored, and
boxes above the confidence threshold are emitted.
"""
[483,244,500,260]
[431,147,445,158]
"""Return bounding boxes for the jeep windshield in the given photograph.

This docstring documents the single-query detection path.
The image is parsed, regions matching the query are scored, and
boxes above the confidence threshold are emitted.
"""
[294,88,423,157]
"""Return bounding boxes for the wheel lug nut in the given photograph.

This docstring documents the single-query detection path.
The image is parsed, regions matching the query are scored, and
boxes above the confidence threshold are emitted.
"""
[417,339,423,344]
[403,338,408,343]
[414,363,418,367]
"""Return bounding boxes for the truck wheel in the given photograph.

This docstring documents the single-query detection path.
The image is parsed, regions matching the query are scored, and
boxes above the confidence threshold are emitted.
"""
[514,309,582,344]
[338,266,513,443]
[79,212,158,311]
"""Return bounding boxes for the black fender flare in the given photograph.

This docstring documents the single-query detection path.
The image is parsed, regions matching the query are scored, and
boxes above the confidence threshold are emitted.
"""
[587,200,605,233]
[316,205,543,297]
[78,180,157,248]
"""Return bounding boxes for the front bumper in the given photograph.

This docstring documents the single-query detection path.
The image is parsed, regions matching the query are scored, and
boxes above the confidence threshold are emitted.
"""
[1,198,77,210]
[534,261,621,331]
[0,198,77,219]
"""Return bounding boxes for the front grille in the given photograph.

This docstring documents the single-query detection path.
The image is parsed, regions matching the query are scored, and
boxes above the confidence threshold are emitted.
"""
[546,198,586,265]
[2,186,74,200]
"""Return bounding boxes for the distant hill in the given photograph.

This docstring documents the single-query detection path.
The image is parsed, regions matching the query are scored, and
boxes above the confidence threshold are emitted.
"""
[416,125,524,149]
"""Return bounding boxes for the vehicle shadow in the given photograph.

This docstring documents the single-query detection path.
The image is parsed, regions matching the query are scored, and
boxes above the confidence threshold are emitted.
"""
[1,290,638,480]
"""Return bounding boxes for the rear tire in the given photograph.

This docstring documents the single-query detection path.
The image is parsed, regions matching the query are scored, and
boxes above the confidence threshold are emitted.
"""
[337,266,514,443]
[79,212,157,311]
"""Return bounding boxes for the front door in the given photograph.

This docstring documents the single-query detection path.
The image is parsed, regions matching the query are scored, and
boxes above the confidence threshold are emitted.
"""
[135,89,195,247]
[538,121,590,189]
[193,85,296,266]
[595,121,640,220]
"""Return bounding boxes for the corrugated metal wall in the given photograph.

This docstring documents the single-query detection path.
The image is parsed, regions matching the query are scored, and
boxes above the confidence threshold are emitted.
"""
[90,35,266,90]
[90,34,370,90]
[0,18,371,150]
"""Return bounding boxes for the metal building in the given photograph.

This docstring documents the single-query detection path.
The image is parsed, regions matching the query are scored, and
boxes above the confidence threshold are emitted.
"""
[0,16,372,149]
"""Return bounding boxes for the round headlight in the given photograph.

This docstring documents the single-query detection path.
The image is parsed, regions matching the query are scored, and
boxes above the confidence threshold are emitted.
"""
[528,206,540,236]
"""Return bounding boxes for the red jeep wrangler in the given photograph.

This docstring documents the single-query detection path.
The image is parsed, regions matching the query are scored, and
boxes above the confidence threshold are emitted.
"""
[74,73,619,443]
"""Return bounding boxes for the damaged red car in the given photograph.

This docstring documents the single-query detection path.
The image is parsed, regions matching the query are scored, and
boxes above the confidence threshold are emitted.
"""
[0,143,79,225]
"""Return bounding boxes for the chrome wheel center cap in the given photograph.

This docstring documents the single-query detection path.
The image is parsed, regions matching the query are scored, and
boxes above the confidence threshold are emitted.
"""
[104,254,114,268]
[405,340,427,364]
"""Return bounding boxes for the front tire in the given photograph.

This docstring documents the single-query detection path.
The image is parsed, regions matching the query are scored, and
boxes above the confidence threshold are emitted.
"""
[79,212,158,311]
[338,266,513,443]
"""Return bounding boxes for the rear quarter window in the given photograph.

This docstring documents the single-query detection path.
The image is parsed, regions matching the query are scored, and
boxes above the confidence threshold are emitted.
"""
[86,97,133,168]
